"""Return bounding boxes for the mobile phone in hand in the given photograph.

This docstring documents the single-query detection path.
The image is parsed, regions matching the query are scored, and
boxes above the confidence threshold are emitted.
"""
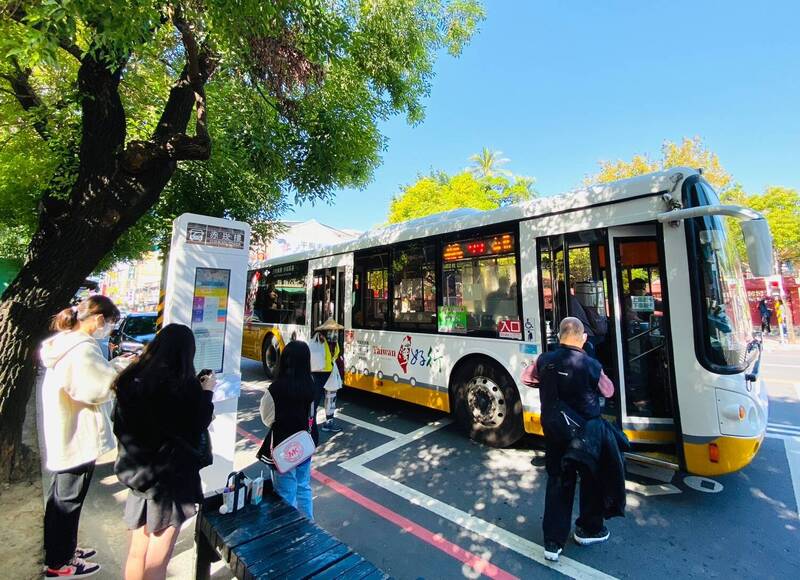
[198,368,213,379]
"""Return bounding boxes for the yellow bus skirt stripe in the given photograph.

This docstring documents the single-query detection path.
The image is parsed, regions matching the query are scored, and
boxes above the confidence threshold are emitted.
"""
[683,434,763,476]
[344,372,450,413]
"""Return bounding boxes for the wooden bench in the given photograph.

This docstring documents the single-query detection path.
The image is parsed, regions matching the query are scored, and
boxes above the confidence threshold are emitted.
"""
[195,488,389,579]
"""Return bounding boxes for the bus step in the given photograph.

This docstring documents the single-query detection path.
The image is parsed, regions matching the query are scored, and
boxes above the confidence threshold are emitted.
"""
[625,460,676,483]
[624,451,679,474]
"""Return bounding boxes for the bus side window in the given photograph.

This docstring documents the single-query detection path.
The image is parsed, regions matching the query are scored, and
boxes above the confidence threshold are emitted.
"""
[440,232,519,338]
[354,251,389,329]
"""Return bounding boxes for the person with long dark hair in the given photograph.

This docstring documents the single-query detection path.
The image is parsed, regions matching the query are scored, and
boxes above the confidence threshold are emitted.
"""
[40,295,123,578]
[112,324,216,580]
[259,340,318,519]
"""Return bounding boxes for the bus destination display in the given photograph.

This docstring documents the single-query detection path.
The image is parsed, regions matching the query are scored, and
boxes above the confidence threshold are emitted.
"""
[443,233,514,262]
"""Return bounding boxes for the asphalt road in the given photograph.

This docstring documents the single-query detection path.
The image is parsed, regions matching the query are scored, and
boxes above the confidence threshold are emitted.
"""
[233,343,800,580]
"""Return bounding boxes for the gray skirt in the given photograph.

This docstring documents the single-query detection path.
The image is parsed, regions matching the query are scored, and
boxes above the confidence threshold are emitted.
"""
[124,490,197,533]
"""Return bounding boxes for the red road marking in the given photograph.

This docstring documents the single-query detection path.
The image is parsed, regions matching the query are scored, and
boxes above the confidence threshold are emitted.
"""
[235,425,519,580]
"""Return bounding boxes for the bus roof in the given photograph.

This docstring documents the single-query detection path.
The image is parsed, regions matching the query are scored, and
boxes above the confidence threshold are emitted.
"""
[251,167,697,269]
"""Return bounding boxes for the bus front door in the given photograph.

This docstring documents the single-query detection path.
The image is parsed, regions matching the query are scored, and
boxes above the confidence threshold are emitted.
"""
[608,225,678,466]
[311,266,346,343]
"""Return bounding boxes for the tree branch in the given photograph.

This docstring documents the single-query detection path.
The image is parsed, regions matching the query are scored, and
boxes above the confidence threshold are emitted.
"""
[5,4,82,62]
[144,6,215,166]
[0,58,48,140]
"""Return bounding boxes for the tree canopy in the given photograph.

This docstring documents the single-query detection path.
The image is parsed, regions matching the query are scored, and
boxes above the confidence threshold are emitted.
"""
[587,137,732,192]
[0,0,484,481]
[387,159,535,224]
[0,0,485,267]
[586,137,798,269]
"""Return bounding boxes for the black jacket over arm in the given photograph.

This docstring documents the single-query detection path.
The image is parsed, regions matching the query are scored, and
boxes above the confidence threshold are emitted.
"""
[113,374,214,502]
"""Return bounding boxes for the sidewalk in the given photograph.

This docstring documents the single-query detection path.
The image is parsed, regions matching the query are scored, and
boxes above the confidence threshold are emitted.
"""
[761,334,800,352]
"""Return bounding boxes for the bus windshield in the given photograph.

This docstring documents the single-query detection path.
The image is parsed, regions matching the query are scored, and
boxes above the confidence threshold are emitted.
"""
[689,182,752,370]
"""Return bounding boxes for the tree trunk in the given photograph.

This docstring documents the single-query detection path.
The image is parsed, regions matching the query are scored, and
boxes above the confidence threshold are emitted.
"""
[0,21,210,483]
[0,158,179,481]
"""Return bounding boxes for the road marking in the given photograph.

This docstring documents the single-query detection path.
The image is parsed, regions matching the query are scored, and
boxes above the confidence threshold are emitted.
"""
[312,470,519,580]
[337,419,616,580]
[768,424,800,436]
[338,419,453,469]
[235,426,518,580]
[766,433,797,441]
[761,363,800,369]
[335,413,405,439]
[764,377,800,385]
[343,461,615,579]
[784,436,800,517]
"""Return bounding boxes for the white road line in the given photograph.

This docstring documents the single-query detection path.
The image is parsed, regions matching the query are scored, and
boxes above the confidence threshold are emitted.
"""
[768,425,800,435]
[784,436,800,517]
[346,463,616,580]
[624,480,682,497]
[338,419,453,469]
[335,413,404,439]
[766,433,796,441]
[338,418,617,580]
[761,363,800,369]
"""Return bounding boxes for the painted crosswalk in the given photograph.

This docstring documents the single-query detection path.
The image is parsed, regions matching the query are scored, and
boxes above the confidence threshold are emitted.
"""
[767,422,800,437]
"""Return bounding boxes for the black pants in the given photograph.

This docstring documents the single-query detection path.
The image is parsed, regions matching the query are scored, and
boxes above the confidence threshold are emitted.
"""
[44,461,95,568]
[761,315,771,333]
[542,439,604,546]
[312,371,330,407]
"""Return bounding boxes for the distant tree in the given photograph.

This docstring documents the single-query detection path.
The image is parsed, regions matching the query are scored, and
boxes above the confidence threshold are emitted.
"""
[467,147,511,178]
[388,166,535,224]
[746,186,800,268]
[587,137,732,192]
[587,139,799,272]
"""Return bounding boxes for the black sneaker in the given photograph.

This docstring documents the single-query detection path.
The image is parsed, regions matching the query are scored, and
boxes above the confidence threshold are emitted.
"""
[45,558,100,578]
[574,525,610,545]
[544,541,563,562]
[321,422,342,433]
[74,547,96,560]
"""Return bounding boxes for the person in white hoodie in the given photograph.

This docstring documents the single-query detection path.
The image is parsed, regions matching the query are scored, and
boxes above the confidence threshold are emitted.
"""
[40,295,126,579]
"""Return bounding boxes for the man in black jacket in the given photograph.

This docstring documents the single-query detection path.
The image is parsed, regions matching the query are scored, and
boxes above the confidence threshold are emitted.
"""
[523,317,616,562]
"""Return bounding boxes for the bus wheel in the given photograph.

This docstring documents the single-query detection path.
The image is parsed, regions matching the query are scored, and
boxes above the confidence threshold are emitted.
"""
[451,357,524,448]
[262,334,280,379]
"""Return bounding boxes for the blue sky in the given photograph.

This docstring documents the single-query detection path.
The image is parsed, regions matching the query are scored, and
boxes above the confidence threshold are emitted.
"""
[290,1,800,231]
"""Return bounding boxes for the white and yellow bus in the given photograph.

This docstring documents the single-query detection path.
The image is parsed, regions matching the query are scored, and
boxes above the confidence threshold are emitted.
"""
[242,168,773,476]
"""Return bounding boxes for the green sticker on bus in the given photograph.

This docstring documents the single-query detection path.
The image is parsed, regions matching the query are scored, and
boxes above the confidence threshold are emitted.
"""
[438,306,467,334]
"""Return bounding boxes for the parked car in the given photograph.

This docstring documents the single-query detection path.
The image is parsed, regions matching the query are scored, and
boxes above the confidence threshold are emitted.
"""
[108,312,157,359]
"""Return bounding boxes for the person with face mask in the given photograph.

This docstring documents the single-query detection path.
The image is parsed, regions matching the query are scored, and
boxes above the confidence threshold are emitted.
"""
[40,295,130,578]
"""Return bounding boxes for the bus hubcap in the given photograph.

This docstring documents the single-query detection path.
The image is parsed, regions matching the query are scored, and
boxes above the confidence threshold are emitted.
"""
[466,376,505,426]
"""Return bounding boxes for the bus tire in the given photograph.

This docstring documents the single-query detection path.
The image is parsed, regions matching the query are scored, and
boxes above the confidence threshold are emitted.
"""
[262,334,280,379]
[451,356,524,448]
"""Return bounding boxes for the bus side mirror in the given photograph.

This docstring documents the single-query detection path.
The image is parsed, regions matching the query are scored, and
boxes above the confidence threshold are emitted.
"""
[741,219,774,277]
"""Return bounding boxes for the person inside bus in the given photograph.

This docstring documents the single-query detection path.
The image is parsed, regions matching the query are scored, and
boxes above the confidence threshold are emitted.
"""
[567,287,607,359]
[485,276,515,319]
[521,317,617,562]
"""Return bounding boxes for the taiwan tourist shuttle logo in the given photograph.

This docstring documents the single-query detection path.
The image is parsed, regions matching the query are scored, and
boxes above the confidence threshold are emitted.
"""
[397,335,412,373]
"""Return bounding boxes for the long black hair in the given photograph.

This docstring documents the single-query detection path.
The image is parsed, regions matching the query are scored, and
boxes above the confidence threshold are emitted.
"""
[271,340,316,401]
[113,323,199,397]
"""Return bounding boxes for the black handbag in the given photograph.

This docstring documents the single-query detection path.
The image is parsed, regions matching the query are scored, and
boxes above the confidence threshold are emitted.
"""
[171,429,213,469]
